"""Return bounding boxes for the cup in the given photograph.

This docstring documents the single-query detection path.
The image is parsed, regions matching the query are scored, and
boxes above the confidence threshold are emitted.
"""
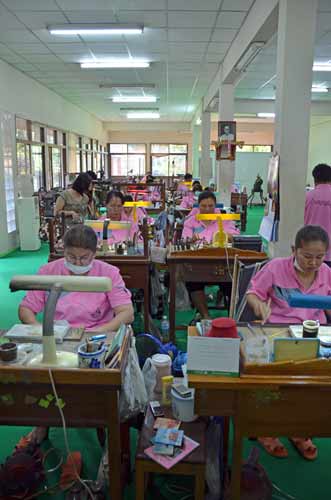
[302,320,319,338]
[77,342,106,369]
[0,342,18,362]
[206,317,239,338]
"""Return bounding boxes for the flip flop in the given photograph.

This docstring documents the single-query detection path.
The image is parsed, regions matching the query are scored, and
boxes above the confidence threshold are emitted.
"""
[257,437,288,458]
[289,438,317,461]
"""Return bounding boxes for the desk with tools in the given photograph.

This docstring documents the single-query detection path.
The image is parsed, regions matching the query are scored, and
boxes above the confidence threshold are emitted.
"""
[0,327,131,500]
[167,247,267,343]
[188,324,331,500]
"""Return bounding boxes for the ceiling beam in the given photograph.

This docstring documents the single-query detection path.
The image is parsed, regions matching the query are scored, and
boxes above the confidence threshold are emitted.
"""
[203,0,279,112]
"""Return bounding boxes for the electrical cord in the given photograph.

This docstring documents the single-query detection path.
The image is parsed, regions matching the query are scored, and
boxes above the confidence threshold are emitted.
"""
[48,368,96,500]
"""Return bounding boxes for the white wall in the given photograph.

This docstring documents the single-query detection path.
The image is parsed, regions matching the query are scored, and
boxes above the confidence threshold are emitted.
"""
[308,117,331,184]
[0,58,105,255]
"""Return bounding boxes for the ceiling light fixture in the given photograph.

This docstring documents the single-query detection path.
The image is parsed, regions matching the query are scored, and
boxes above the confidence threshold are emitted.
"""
[111,96,157,103]
[234,41,265,73]
[127,112,160,119]
[313,63,331,72]
[257,112,275,118]
[81,60,150,69]
[311,86,328,93]
[99,83,156,89]
[48,23,143,35]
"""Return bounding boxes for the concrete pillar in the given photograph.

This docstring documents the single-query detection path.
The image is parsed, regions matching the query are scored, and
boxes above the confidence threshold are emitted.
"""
[200,111,212,187]
[217,83,235,206]
[270,0,318,256]
[192,124,200,178]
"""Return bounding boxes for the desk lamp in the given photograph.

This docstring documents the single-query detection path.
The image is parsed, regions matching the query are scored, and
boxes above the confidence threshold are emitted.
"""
[196,213,240,248]
[10,275,112,368]
[123,201,152,222]
[85,219,132,251]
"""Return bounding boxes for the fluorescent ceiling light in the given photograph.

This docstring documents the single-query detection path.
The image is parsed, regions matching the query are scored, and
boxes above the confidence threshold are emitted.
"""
[311,86,328,92]
[127,112,160,119]
[257,112,275,118]
[313,63,331,72]
[111,96,157,103]
[99,83,155,89]
[81,60,150,69]
[234,41,265,72]
[48,23,143,35]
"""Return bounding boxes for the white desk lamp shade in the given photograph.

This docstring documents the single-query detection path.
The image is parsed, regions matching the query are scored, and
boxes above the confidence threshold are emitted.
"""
[10,275,112,367]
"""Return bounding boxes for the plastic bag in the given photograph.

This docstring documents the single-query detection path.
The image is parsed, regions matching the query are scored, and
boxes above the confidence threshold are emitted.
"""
[119,339,148,422]
[175,281,191,311]
[142,358,157,401]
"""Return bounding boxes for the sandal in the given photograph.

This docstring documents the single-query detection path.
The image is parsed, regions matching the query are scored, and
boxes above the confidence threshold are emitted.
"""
[289,437,317,461]
[257,437,288,458]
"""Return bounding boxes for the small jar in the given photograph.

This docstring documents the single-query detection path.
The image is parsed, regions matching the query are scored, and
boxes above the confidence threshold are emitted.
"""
[151,354,172,393]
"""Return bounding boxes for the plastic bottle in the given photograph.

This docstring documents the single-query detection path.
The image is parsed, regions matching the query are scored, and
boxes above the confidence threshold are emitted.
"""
[160,315,170,342]
[162,375,174,406]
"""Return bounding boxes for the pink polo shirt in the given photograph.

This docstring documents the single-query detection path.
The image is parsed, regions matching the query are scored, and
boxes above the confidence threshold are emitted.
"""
[98,215,139,244]
[182,212,239,242]
[247,256,331,324]
[20,258,132,330]
[122,208,147,222]
[305,184,331,260]
[179,193,196,209]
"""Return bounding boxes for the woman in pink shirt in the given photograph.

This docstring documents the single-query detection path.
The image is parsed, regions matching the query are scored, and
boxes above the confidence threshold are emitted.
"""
[99,191,139,244]
[182,191,239,319]
[247,225,331,461]
[19,225,134,332]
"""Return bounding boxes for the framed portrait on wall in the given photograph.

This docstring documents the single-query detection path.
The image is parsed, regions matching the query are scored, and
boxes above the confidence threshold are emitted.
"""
[216,121,237,160]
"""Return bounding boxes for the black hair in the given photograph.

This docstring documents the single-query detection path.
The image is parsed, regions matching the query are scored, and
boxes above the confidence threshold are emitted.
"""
[72,173,92,195]
[123,194,133,203]
[295,225,329,250]
[184,173,193,181]
[192,181,202,189]
[87,170,97,181]
[63,224,97,252]
[105,190,124,205]
[312,163,331,183]
[198,190,216,204]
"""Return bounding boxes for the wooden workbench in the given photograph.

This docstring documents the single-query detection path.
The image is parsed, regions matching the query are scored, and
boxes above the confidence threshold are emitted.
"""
[167,247,267,343]
[188,324,331,500]
[0,328,131,500]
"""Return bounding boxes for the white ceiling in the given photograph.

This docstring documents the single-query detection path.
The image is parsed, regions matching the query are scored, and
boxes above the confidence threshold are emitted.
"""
[0,0,254,121]
[0,0,330,123]
[237,0,331,102]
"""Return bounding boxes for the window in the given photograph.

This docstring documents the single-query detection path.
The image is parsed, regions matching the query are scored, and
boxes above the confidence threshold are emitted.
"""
[109,143,146,176]
[16,117,28,141]
[49,147,62,188]
[31,145,44,191]
[46,128,55,144]
[16,143,31,175]
[4,114,16,232]
[236,145,273,153]
[151,144,187,176]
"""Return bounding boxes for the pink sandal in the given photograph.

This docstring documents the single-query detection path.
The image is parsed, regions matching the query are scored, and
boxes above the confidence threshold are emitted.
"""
[257,437,288,458]
[289,438,317,461]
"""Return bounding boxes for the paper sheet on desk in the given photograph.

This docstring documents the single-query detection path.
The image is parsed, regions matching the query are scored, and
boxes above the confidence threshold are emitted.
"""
[187,336,240,376]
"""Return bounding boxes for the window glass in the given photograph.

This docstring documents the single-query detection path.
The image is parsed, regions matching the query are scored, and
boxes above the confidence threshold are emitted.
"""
[46,128,55,144]
[152,155,169,176]
[151,144,168,153]
[169,144,187,153]
[16,117,28,141]
[128,144,146,154]
[128,154,145,176]
[109,144,127,154]
[31,145,44,191]
[51,148,62,188]
[16,143,31,175]
[31,124,42,143]
[111,154,128,176]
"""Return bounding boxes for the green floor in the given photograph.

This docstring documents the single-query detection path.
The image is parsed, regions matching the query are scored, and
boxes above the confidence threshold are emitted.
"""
[1,206,330,499]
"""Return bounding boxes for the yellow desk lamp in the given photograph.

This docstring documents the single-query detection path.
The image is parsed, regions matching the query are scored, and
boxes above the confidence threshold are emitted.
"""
[196,213,240,248]
[123,201,152,222]
[10,275,112,368]
[84,219,132,251]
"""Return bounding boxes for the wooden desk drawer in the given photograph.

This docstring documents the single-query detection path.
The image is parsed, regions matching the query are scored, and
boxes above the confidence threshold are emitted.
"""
[181,263,232,282]
[195,389,236,416]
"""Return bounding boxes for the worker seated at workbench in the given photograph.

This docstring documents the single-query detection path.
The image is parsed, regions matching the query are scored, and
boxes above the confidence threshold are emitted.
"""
[99,190,140,244]
[246,224,331,461]
[182,191,239,319]
[179,181,203,209]
[122,194,147,222]
[19,224,134,333]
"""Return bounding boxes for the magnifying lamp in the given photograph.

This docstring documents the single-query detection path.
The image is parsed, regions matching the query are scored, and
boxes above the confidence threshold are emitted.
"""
[10,275,112,368]
[85,219,132,251]
[196,213,240,248]
[123,201,152,222]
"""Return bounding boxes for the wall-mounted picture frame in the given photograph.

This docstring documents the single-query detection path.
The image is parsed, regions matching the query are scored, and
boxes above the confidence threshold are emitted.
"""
[216,121,237,160]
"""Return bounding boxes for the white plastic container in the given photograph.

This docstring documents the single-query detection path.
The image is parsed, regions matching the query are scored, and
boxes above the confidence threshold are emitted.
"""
[151,353,172,393]
[171,388,197,422]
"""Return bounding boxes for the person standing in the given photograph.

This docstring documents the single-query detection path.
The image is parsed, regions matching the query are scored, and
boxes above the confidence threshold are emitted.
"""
[305,163,331,264]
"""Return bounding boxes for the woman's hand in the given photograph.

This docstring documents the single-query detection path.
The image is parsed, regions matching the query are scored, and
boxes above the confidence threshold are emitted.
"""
[247,295,271,324]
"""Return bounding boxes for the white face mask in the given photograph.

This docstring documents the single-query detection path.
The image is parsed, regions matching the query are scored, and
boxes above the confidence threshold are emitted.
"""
[64,259,93,275]
[294,258,305,273]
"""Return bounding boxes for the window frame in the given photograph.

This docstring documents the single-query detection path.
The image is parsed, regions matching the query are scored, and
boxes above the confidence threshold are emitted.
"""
[150,143,188,177]
[109,143,147,177]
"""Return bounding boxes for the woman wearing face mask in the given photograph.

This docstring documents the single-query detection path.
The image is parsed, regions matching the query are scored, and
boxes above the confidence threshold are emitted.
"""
[19,224,134,332]
[54,172,92,224]
[246,225,331,460]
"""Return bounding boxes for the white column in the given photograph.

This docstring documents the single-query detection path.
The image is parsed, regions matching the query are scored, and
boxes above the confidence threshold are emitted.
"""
[191,124,200,178]
[270,0,318,257]
[200,111,212,187]
[217,83,235,206]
